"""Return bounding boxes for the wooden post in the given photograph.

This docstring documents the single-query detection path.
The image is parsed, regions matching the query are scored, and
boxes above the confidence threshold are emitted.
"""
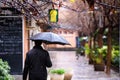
[106,27,112,74]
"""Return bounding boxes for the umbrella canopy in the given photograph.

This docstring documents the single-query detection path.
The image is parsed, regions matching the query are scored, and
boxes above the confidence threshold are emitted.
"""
[30,32,70,45]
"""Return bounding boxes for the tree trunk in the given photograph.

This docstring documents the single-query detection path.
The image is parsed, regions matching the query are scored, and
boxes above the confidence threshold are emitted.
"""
[97,28,105,64]
[88,36,94,64]
[106,27,112,75]
[97,33,104,65]
[97,33,103,48]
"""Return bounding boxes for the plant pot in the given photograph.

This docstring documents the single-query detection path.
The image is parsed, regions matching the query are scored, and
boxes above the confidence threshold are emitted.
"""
[64,70,73,80]
[94,64,105,71]
[50,74,64,80]
[47,75,50,80]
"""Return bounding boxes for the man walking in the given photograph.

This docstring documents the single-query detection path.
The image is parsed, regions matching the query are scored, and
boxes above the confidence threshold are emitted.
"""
[23,41,52,80]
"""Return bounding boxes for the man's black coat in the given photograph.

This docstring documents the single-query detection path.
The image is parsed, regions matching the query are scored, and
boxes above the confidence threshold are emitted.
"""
[23,45,52,80]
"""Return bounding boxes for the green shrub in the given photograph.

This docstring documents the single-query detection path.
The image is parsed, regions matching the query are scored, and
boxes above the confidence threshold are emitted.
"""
[76,47,84,53]
[91,46,107,64]
[98,46,107,60]
[92,45,119,67]
[0,59,14,80]
[111,47,119,67]
[84,43,90,55]
[50,69,65,75]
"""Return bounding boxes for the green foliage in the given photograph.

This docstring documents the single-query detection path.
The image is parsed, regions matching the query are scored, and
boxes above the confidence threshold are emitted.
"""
[50,69,65,75]
[98,46,107,59]
[92,46,107,64]
[92,48,102,64]
[111,28,119,46]
[98,46,107,54]
[0,59,14,80]
[111,46,119,67]
[95,58,102,64]
[76,47,84,54]
[93,45,119,67]
[84,43,90,55]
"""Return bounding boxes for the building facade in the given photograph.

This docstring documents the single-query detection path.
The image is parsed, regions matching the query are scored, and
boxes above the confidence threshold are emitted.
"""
[47,28,78,49]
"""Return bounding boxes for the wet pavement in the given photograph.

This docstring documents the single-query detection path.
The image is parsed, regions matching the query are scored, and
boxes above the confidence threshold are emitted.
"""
[14,51,120,80]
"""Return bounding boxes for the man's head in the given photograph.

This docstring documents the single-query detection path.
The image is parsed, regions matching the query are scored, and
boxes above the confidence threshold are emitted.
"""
[34,40,42,46]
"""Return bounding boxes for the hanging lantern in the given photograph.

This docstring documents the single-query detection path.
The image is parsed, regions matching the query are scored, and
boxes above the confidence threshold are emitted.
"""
[70,0,75,3]
[49,9,58,23]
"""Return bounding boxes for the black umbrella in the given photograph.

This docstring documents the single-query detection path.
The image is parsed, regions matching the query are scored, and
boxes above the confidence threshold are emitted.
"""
[30,32,70,45]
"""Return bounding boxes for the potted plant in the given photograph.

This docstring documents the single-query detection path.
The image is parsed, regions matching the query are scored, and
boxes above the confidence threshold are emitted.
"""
[111,46,119,72]
[49,69,65,80]
[0,59,14,80]
[64,69,73,80]
[83,41,96,64]
[92,47,106,71]
[93,57,105,71]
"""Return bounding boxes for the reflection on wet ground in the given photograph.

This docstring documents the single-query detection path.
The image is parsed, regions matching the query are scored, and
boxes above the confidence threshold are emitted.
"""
[13,51,120,80]
[49,51,120,80]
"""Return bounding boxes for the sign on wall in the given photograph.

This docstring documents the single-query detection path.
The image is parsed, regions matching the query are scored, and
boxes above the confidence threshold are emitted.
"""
[0,16,23,74]
[49,9,58,23]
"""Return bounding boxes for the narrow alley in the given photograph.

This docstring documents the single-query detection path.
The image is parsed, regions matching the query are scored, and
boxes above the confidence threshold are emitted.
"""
[49,51,120,80]
[14,51,120,80]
